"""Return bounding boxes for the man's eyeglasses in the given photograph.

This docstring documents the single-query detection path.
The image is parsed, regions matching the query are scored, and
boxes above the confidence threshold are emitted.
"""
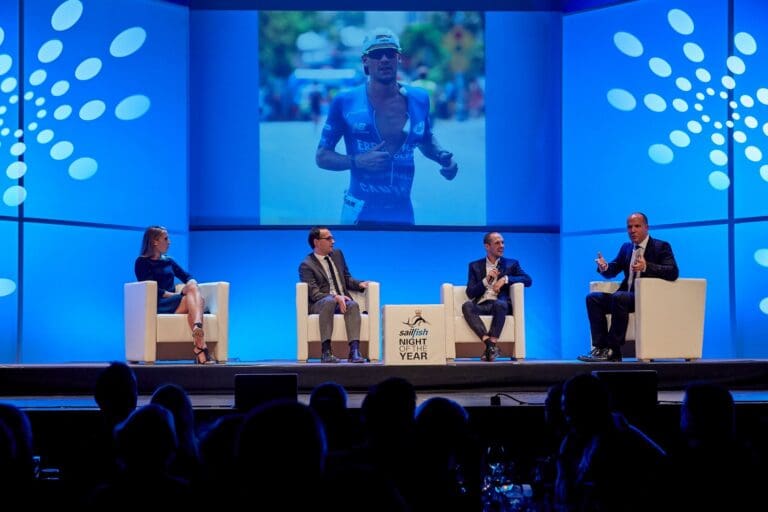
[366,48,399,60]
[318,236,334,241]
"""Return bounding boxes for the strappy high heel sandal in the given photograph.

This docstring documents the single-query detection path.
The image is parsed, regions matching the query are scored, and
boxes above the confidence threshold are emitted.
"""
[193,346,209,364]
[192,323,216,364]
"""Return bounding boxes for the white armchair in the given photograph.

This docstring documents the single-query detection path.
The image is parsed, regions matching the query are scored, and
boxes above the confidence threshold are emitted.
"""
[441,282,526,360]
[296,281,380,362]
[124,281,230,363]
[589,278,706,361]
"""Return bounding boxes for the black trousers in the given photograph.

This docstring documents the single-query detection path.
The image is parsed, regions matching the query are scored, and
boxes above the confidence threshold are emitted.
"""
[586,291,635,350]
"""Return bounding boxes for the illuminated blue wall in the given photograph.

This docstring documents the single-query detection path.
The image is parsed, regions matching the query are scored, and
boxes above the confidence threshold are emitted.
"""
[1,0,188,362]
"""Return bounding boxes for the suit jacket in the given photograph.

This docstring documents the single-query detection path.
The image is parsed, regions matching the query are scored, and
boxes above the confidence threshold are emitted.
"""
[299,248,364,305]
[465,256,532,310]
[599,236,679,291]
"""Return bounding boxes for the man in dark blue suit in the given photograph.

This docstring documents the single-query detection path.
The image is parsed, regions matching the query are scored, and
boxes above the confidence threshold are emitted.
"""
[579,212,679,362]
[462,232,532,361]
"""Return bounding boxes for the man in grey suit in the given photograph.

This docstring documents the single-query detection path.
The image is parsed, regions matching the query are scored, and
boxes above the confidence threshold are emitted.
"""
[299,226,369,363]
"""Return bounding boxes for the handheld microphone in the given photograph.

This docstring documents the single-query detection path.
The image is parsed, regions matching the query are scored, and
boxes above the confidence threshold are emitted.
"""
[488,263,500,284]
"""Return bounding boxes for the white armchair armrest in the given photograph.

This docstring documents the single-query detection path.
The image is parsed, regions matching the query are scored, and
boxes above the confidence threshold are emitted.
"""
[124,281,158,362]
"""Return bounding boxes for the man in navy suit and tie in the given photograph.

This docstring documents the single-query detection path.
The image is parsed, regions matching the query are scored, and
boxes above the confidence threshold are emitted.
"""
[299,226,369,363]
[579,212,679,362]
[462,232,532,361]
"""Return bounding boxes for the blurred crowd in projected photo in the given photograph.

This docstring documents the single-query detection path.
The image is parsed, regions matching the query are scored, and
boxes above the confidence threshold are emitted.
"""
[258,12,486,125]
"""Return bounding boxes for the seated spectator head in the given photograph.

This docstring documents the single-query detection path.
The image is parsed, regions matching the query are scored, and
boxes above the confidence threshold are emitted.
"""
[310,381,348,411]
[115,404,177,475]
[561,373,612,435]
[415,396,469,440]
[414,397,472,469]
[361,377,416,441]
[199,413,244,478]
[545,381,567,439]
[150,383,195,443]
[95,362,138,426]
[0,404,34,483]
[236,399,327,495]
[681,381,735,444]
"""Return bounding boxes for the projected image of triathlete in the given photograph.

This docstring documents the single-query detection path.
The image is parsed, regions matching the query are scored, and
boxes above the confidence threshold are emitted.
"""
[316,27,458,226]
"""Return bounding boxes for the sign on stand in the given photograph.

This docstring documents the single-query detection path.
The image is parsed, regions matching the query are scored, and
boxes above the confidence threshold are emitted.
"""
[383,305,446,365]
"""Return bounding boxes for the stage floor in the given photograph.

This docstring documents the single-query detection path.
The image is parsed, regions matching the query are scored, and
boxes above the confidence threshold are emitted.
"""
[2,357,767,399]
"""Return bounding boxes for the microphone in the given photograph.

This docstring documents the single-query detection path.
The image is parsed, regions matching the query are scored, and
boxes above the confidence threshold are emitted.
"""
[488,263,500,284]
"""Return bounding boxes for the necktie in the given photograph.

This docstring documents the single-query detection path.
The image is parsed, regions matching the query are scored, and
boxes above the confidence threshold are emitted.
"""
[628,245,642,291]
[325,256,345,296]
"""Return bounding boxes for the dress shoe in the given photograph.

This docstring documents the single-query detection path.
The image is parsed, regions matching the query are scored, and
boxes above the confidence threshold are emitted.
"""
[348,348,366,363]
[481,344,500,362]
[577,347,609,362]
[606,347,623,362]
[347,340,366,363]
[320,350,340,364]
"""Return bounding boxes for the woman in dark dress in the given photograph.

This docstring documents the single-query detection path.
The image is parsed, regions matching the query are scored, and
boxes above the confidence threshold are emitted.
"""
[134,226,215,364]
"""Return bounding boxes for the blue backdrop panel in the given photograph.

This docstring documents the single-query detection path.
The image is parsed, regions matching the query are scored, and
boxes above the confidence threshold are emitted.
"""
[0,0,20,220]
[20,0,188,230]
[562,0,729,233]
[735,221,768,358]
[560,223,731,359]
[485,11,561,228]
[733,0,768,219]
[191,229,559,361]
[21,223,190,363]
[189,9,260,226]
[0,221,19,363]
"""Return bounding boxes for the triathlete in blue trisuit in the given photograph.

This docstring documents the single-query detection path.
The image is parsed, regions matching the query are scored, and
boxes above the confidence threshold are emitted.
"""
[316,27,458,225]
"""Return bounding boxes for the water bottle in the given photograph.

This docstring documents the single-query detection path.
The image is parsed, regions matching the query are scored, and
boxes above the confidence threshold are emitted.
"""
[485,442,508,484]
[483,442,511,511]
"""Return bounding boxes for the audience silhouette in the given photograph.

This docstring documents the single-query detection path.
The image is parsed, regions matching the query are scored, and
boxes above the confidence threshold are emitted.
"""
[85,404,192,508]
[7,371,768,511]
[0,403,36,506]
[556,372,667,511]
[94,362,139,428]
[668,381,763,511]
[309,381,357,453]
[68,362,139,495]
[197,412,244,508]
[150,383,202,483]
[412,396,483,511]
[531,381,566,509]
[235,399,328,508]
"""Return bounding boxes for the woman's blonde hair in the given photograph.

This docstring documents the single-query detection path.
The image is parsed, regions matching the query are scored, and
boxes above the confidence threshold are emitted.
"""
[139,225,167,257]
